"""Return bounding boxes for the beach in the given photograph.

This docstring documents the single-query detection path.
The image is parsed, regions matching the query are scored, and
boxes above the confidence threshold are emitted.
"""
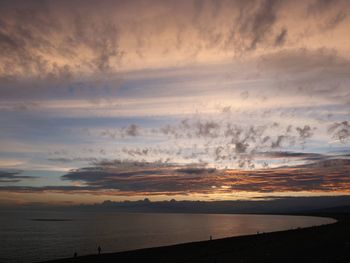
[41,213,350,263]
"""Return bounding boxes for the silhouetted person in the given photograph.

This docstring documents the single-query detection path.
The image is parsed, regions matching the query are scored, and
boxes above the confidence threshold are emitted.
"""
[73,252,77,258]
[98,245,101,255]
[210,235,212,241]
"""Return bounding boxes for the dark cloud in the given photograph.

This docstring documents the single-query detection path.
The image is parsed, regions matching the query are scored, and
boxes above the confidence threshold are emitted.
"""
[0,185,95,193]
[121,147,150,157]
[60,160,222,194]
[271,135,287,148]
[69,16,124,73]
[296,125,314,142]
[306,0,348,30]
[56,156,350,193]
[0,170,36,183]
[47,157,99,163]
[195,120,220,138]
[124,124,140,137]
[322,11,347,30]
[274,28,287,46]
[175,167,216,174]
[100,125,142,139]
[227,0,283,52]
[307,0,338,15]
[1,157,349,195]
[258,151,324,159]
[298,158,350,168]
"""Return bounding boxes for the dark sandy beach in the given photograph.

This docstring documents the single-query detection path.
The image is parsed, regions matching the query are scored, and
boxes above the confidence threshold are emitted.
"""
[41,212,350,263]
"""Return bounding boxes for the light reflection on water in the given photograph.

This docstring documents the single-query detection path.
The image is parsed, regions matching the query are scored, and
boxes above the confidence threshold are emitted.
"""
[0,210,336,263]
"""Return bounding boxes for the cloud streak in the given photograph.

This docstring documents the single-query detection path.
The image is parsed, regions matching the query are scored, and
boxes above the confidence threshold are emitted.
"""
[1,157,349,196]
[0,170,36,183]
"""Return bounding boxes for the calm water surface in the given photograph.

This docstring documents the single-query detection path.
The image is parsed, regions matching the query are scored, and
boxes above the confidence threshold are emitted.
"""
[0,210,335,263]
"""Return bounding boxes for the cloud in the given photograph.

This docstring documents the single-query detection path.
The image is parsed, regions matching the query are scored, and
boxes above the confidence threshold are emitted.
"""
[1,157,349,195]
[296,125,314,143]
[58,160,224,194]
[106,118,319,168]
[47,157,99,163]
[79,114,332,170]
[0,1,123,78]
[0,0,348,81]
[0,0,348,105]
[259,47,344,74]
[298,158,350,168]
[0,170,36,183]
[258,151,323,159]
[0,0,349,203]
[328,121,350,142]
[307,0,338,15]
[322,11,347,30]
[124,124,140,137]
[237,0,281,50]
[274,28,287,46]
[258,48,350,103]
[0,0,126,101]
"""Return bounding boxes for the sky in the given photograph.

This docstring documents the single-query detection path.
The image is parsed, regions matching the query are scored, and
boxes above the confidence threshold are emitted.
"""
[0,0,350,205]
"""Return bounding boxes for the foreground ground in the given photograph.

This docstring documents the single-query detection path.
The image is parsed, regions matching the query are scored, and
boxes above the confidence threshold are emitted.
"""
[42,213,350,263]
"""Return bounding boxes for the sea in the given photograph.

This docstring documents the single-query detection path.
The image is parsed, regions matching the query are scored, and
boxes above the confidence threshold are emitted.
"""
[0,210,335,263]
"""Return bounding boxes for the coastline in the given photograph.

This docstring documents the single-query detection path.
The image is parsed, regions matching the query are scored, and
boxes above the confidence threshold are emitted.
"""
[39,212,350,263]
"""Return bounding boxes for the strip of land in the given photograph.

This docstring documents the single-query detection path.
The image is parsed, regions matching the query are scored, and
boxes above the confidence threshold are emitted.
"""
[41,213,350,263]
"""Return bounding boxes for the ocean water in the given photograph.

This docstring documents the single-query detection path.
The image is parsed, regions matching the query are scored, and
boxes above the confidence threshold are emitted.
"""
[0,210,335,263]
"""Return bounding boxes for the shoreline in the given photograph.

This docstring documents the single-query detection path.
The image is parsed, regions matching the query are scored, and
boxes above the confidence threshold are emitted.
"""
[39,212,350,263]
